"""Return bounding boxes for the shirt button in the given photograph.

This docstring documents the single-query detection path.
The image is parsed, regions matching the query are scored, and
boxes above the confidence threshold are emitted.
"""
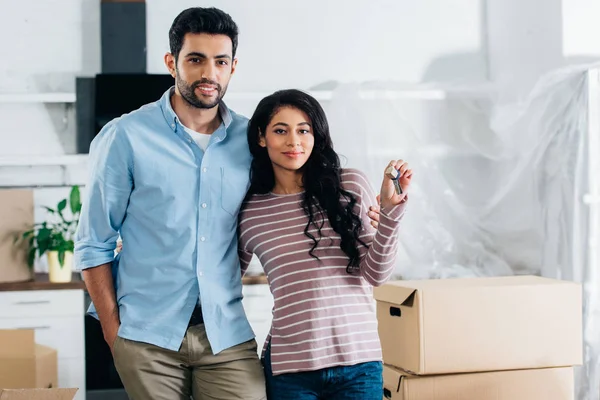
[171,123,175,128]
[202,167,207,173]
[202,203,207,208]
[198,271,203,277]
[200,237,206,242]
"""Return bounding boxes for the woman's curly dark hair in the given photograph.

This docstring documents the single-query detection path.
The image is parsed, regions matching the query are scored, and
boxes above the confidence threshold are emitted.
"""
[247,89,368,272]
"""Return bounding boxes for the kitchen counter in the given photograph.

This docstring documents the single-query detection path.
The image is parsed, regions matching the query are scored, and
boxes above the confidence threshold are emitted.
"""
[242,274,269,285]
[0,273,86,291]
[0,272,268,292]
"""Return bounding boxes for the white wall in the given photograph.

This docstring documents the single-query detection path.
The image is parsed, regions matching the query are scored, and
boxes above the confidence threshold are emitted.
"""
[147,0,487,91]
[486,0,600,89]
[486,0,565,84]
[0,0,487,157]
[562,0,600,58]
[2,0,600,159]
[0,0,99,156]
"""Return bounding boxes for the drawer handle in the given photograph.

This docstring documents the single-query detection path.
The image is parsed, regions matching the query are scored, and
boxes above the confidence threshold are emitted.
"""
[13,300,51,305]
[16,326,51,330]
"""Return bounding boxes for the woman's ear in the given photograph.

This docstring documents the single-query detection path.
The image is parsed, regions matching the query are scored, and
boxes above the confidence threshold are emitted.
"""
[258,130,266,148]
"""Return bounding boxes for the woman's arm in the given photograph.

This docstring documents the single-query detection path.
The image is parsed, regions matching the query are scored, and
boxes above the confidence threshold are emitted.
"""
[237,211,254,277]
[239,245,254,277]
[354,161,412,286]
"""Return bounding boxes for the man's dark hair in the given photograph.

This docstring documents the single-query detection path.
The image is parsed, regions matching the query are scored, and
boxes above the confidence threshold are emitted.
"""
[169,7,239,61]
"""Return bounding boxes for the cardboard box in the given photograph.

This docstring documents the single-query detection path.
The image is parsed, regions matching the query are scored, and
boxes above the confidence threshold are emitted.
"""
[0,389,77,400]
[374,275,582,375]
[0,330,57,389]
[383,364,574,400]
[0,190,34,283]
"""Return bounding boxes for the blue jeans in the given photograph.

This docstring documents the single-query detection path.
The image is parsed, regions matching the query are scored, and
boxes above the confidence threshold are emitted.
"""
[262,342,383,399]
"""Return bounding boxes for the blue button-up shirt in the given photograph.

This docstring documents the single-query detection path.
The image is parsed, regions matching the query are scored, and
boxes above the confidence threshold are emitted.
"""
[74,88,255,353]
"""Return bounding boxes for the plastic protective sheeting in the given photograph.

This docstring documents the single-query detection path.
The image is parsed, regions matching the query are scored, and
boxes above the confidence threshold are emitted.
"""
[322,63,600,400]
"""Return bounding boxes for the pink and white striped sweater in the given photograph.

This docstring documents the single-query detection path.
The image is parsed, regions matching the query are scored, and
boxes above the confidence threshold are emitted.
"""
[238,168,405,375]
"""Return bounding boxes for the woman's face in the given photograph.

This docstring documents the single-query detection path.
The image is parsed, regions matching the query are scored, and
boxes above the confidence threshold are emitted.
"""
[259,106,315,173]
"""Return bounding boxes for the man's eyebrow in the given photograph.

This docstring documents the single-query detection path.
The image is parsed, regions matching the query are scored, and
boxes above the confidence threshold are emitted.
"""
[185,52,207,58]
[184,52,231,60]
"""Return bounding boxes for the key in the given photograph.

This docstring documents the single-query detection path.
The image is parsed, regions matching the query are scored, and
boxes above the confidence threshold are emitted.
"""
[385,165,403,195]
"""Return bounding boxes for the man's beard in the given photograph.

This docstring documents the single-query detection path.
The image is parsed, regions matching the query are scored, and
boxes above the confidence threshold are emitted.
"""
[177,75,227,109]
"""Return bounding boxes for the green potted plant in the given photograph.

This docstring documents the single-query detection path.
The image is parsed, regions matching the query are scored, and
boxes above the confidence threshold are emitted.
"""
[18,186,81,282]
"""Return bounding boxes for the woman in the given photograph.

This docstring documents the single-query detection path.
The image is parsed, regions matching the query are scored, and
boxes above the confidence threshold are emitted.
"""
[238,89,412,399]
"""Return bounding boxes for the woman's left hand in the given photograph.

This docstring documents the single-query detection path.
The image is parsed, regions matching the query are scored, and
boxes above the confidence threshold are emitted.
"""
[379,159,412,209]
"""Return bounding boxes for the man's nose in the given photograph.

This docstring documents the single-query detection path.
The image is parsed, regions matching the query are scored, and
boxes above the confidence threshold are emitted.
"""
[201,63,217,81]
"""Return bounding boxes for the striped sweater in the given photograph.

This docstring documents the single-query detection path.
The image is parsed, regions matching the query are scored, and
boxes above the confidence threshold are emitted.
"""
[238,168,405,375]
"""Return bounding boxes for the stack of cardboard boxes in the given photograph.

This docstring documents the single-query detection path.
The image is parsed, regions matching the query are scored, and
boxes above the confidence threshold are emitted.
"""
[374,275,583,400]
[0,330,77,400]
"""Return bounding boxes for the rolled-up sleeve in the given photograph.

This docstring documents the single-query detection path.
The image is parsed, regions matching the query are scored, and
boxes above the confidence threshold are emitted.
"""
[74,122,133,271]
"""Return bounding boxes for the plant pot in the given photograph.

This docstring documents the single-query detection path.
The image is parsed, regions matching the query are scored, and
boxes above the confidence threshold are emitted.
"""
[47,251,73,283]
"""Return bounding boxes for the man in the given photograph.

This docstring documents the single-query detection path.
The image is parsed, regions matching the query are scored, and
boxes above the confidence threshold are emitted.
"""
[75,6,382,400]
[75,7,266,400]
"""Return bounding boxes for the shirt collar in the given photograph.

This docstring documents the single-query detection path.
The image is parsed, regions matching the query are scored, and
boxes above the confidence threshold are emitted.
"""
[160,86,233,133]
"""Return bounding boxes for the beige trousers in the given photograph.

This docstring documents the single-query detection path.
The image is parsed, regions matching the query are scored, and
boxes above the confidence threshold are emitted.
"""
[113,324,266,400]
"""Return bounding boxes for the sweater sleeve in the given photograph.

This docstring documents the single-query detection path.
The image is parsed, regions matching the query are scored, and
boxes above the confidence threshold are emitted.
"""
[344,169,406,286]
[237,208,254,277]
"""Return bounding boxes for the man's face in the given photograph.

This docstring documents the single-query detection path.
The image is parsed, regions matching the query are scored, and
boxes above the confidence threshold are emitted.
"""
[165,33,237,109]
